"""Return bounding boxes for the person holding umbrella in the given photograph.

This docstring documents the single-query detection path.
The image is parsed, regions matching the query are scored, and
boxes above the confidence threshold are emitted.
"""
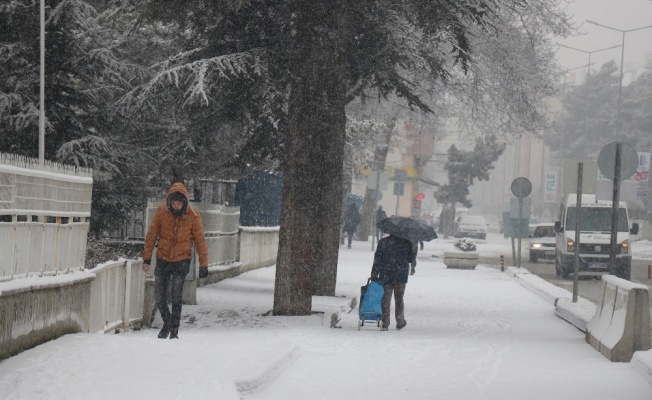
[372,216,436,330]
[371,234,414,330]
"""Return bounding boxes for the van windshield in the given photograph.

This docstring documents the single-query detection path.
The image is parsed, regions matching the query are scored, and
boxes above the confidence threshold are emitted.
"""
[565,207,628,232]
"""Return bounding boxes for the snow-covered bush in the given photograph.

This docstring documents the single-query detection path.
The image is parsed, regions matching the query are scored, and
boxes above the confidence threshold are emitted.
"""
[453,238,477,252]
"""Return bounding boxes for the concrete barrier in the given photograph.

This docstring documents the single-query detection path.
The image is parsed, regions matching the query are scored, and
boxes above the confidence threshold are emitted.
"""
[443,251,478,269]
[586,275,651,362]
[0,271,94,361]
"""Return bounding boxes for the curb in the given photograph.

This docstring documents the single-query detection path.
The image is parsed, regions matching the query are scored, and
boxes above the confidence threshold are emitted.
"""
[505,266,652,385]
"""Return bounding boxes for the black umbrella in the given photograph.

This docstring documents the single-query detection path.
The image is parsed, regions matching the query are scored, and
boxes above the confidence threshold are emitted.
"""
[376,216,438,242]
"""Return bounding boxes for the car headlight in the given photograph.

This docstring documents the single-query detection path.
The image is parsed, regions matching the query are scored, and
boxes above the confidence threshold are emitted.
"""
[566,240,575,252]
[620,240,629,254]
[532,243,542,248]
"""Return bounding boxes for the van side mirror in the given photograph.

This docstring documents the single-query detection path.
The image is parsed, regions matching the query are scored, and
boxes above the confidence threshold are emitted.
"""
[631,223,639,235]
[554,221,562,233]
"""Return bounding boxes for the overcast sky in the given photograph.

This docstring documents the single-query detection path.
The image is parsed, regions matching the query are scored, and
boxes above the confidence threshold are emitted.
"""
[556,0,652,83]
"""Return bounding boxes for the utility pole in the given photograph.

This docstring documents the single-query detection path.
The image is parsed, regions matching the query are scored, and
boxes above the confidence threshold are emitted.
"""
[39,0,45,164]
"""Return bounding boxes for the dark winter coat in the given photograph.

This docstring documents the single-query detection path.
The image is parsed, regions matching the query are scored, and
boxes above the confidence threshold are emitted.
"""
[375,208,387,223]
[343,204,361,233]
[143,182,209,266]
[371,235,414,284]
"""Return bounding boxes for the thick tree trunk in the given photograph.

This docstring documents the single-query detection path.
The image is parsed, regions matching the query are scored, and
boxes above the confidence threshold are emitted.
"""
[273,0,346,314]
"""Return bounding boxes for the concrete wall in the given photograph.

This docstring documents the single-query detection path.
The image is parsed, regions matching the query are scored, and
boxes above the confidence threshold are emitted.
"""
[1,228,281,357]
[0,272,94,360]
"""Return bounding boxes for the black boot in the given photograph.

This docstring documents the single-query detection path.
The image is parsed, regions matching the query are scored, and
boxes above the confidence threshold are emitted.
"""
[158,322,170,339]
[169,327,179,339]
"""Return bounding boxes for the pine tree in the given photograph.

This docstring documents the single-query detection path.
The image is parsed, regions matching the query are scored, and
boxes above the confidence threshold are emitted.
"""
[434,136,506,237]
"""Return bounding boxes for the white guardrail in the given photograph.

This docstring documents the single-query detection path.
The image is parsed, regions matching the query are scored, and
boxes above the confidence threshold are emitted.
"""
[0,221,89,279]
[88,259,145,333]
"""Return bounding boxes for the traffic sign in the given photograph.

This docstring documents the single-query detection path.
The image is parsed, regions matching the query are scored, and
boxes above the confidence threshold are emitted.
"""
[597,142,638,181]
[510,177,532,198]
[367,171,388,190]
[393,169,407,182]
[509,197,531,219]
[509,218,529,239]
[393,182,404,195]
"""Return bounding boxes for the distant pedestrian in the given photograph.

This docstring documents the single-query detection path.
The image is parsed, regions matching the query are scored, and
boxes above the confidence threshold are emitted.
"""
[343,203,361,248]
[142,182,209,339]
[410,239,424,275]
[370,234,415,330]
[375,205,387,239]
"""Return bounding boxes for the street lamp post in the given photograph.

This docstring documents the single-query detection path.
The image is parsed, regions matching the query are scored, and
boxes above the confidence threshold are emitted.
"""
[586,20,652,129]
[39,0,45,164]
[557,44,621,154]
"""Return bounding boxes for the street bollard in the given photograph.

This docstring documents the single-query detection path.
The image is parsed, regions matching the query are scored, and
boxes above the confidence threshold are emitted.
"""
[500,255,504,272]
[648,265,652,280]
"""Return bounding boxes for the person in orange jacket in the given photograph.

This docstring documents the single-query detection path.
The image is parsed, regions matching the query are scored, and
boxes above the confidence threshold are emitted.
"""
[142,182,208,339]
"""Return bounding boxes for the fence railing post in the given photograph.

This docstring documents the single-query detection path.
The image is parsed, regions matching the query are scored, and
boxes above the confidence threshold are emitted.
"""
[124,260,132,332]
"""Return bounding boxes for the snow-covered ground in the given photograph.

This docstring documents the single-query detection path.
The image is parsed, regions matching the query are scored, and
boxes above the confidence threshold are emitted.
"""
[633,239,652,260]
[1,235,652,399]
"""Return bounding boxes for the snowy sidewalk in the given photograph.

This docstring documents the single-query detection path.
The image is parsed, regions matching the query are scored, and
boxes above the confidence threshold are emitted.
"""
[1,239,652,400]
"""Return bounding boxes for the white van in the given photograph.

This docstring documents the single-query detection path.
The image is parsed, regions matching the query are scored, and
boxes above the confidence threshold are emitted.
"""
[554,194,638,279]
[454,215,487,240]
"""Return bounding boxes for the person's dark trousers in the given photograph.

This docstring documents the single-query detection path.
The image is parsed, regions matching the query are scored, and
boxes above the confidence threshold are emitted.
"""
[381,282,406,329]
[347,231,354,247]
[155,259,190,329]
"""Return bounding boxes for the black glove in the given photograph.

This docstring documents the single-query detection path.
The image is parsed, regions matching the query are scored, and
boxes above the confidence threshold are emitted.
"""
[199,266,208,278]
[410,264,416,276]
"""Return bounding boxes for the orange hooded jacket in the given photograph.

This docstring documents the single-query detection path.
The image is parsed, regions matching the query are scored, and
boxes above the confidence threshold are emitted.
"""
[143,183,209,267]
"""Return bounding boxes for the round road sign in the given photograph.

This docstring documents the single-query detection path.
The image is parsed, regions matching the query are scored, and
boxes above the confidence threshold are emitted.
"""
[597,142,638,181]
[510,177,532,198]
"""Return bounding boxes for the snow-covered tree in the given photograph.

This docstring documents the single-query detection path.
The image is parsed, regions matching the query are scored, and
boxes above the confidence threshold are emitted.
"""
[434,136,506,237]
[126,0,575,314]
[545,61,648,160]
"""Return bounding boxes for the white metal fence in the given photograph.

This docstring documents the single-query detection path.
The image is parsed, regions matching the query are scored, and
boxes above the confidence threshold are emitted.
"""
[0,154,93,279]
[0,220,90,279]
[88,259,145,333]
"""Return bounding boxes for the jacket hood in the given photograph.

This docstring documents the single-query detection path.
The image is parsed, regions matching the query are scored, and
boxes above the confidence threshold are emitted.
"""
[166,182,190,216]
[167,182,190,199]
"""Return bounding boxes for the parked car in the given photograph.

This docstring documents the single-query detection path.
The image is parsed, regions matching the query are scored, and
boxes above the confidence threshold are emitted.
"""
[528,223,556,263]
[454,215,487,240]
[528,218,542,237]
